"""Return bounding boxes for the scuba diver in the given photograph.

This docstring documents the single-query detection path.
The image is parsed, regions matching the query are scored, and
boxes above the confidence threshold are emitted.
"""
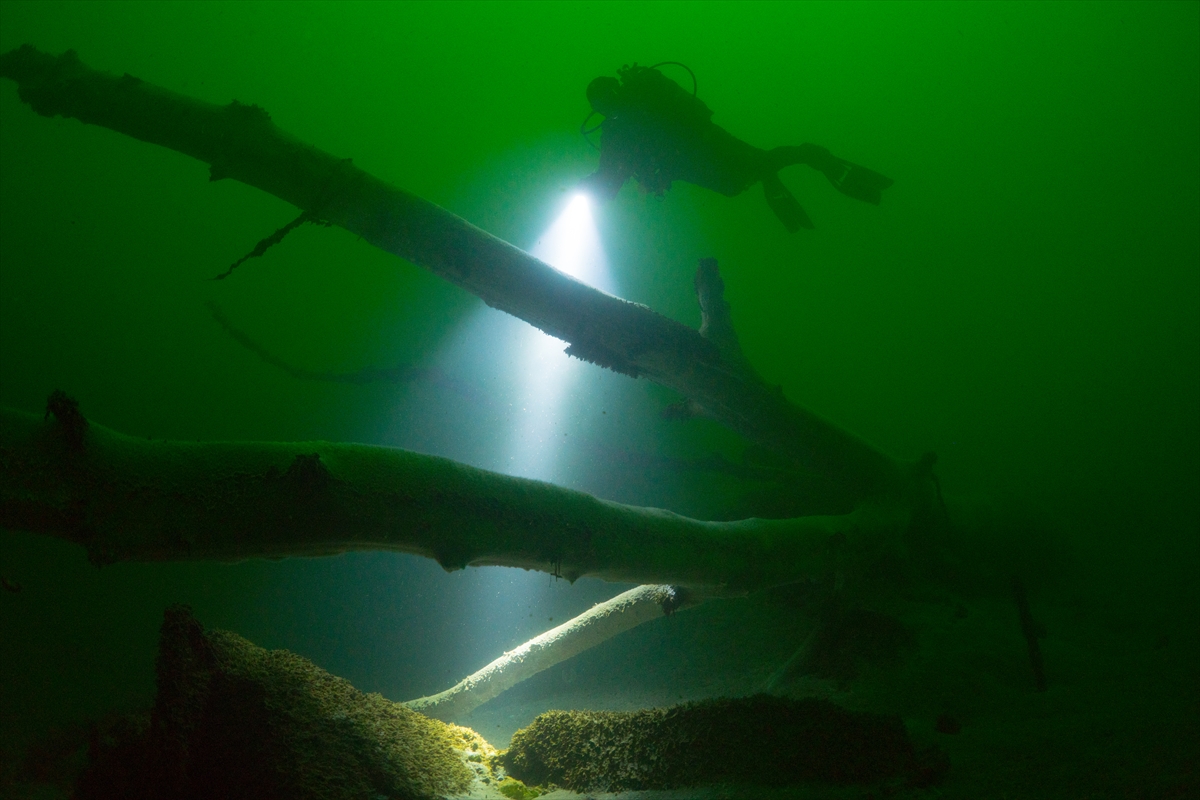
[579,63,893,231]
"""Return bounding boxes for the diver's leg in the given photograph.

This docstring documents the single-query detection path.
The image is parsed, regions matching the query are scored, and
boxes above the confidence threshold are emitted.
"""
[766,144,835,172]
[768,145,894,205]
[762,173,814,232]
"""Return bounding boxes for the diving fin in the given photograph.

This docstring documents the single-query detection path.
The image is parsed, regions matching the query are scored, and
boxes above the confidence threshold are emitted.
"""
[762,173,814,232]
[820,158,894,205]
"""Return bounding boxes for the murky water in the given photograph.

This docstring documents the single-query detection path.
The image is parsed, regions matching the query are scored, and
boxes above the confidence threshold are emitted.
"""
[1,3,1196,797]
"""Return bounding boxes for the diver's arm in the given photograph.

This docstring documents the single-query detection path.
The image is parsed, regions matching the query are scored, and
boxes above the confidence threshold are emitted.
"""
[578,165,628,203]
[579,124,633,202]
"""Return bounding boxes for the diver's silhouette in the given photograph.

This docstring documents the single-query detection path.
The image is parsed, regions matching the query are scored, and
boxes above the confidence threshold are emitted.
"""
[579,64,893,231]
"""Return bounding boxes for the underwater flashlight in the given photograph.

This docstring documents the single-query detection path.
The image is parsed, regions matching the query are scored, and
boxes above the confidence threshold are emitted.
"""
[529,194,606,287]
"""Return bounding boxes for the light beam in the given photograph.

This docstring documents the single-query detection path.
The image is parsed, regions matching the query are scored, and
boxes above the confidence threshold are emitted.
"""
[502,194,612,481]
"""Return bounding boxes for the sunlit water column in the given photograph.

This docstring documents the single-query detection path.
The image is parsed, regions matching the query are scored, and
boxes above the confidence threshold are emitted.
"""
[400,195,621,676]
[502,194,613,481]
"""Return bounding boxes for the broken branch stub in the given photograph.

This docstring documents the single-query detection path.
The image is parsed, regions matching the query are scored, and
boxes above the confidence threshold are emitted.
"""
[0,44,905,502]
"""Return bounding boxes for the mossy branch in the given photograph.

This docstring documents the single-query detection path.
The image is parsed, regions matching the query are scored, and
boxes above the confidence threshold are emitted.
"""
[0,44,905,503]
[0,405,909,594]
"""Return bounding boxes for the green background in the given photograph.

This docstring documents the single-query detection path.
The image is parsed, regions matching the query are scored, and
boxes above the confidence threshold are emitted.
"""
[1,1,1197,793]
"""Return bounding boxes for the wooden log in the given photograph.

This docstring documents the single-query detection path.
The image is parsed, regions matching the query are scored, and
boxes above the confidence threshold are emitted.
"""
[405,584,690,721]
[0,403,906,593]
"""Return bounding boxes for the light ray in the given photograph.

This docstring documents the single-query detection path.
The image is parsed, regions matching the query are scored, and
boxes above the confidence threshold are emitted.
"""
[502,194,612,481]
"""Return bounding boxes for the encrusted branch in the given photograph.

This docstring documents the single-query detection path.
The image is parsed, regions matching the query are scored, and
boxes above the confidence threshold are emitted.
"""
[405,584,690,721]
[0,44,905,502]
[0,404,908,594]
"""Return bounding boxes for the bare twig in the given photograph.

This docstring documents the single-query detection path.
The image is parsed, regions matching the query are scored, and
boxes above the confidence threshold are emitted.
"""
[211,211,314,280]
[206,301,490,406]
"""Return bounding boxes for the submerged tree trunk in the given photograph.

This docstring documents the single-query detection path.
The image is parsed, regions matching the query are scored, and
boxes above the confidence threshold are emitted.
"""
[0,404,910,593]
[0,44,908,505]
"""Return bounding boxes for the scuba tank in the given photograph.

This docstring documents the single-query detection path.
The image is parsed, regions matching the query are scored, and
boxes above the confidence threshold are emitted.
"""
[582,62,710,145]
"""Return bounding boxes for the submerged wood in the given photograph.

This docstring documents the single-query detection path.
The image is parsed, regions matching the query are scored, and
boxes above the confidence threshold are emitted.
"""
[0,44,904,502]
[405,584,689,721]
[0,406,908,592]
[111,605,487,798]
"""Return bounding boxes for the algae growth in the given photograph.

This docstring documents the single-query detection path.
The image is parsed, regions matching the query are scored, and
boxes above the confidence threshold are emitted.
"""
[498,695,946,792]
[81,605,482,800]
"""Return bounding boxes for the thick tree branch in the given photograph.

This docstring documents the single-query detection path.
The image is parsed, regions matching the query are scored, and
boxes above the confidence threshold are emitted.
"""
[0,45,905,502]
[0,405,908,594]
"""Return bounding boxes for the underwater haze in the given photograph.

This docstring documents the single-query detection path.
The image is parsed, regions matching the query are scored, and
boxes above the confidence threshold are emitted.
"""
[1,1,1197,797]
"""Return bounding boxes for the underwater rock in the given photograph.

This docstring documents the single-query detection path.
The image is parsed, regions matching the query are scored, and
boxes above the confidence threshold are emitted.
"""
[498,694,947,792]
[78,605,480,800]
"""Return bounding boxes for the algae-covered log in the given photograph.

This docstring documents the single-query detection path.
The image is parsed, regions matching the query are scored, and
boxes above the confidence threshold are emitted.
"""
[405,584,691,721]
[77,608,945,798]
[0,403,906,593]
[499,696,948,791]
[0,44,905,503]
[78,605,492,800]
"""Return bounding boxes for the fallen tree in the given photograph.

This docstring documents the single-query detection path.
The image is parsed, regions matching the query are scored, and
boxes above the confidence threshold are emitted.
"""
[0,44,913,505]
[0,401,909,592]
[0,45,951,719]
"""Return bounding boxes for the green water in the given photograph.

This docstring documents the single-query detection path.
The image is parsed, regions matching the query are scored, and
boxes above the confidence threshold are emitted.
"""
[1,2,1197,797]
